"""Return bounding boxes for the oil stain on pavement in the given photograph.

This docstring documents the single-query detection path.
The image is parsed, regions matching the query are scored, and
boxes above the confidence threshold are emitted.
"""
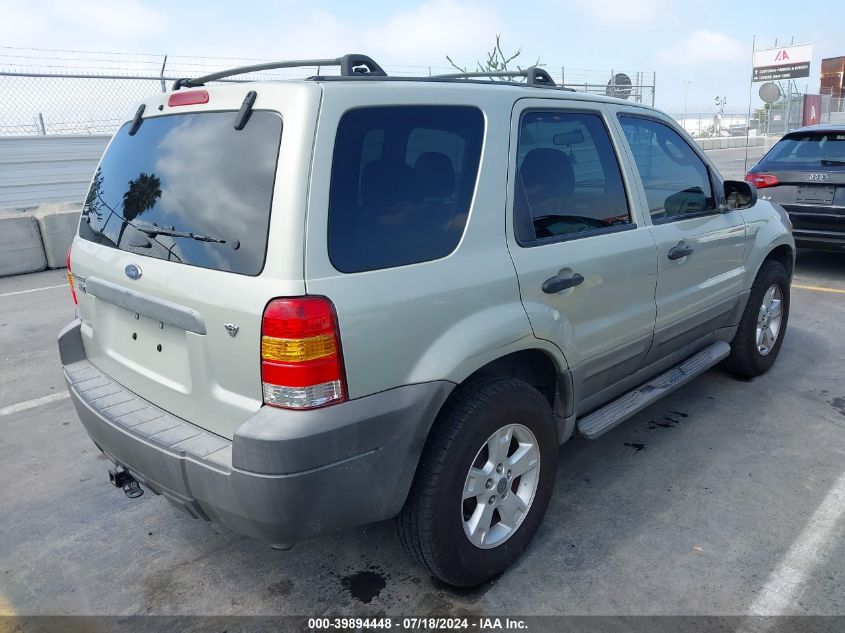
[341,569,388,604]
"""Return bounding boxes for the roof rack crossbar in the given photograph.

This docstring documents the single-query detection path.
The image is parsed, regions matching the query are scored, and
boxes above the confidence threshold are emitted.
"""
[432,67,556,86]
[173,54,386,89]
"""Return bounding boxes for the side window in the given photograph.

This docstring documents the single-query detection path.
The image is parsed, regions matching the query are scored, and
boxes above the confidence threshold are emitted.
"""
[515,111,630,244]
[328,106,484,273]
[618,115,716,222]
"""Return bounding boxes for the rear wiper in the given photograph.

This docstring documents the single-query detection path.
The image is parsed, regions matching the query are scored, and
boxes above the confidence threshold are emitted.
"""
[821,158,845,166]
[136,223,240,250]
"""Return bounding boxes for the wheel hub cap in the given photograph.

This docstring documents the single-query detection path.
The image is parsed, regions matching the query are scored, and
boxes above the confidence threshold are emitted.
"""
[461,423,541,550]
[496,478,508,495]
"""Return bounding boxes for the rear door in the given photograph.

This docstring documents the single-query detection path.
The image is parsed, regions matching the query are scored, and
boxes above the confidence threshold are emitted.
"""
[70,84,321,439]
[612,109,746,363]
[505,99,658,411]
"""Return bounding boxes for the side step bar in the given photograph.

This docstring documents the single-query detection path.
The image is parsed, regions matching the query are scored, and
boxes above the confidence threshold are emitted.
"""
[577,341,731,440]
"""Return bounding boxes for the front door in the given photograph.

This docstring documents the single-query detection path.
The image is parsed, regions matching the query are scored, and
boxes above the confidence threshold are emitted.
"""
[614,112,746,362]
[505,101,658,412]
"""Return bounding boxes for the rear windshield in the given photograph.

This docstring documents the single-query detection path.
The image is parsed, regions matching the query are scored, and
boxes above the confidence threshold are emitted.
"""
[761,132,845,170]
[79,111,282,276]
[328,106,484,273]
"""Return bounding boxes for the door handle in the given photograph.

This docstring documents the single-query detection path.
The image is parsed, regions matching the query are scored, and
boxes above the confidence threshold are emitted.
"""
[542,272,584,294]
[668,243,694,260]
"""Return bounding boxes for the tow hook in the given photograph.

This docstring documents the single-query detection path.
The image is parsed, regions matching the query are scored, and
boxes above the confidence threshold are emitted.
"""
[108,465,144,499]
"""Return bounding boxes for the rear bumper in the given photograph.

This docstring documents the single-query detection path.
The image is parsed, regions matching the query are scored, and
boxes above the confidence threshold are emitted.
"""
[59,319,452,547]
[781,204,845,251]
[791,228,845,251]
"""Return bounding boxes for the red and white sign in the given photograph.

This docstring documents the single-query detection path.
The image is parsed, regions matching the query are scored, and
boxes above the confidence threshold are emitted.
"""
[802,94,822,126]
[753,44,813,82]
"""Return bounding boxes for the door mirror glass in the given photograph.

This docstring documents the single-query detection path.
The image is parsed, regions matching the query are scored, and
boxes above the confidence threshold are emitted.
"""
[724,179,757,210]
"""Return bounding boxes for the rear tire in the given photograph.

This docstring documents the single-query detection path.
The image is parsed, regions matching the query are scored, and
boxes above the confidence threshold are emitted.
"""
[397,377,558,587]
[724,260,790,378]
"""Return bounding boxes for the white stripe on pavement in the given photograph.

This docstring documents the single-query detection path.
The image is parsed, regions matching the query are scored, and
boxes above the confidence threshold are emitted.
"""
[0,392,69,417]
[0,284,67,299]
[748,469,845,615]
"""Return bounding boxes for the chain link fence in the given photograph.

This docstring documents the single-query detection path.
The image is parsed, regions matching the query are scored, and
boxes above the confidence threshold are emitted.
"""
[1,47,656,136]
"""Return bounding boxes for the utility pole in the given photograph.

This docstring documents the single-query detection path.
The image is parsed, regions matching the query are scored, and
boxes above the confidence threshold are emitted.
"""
[683,80,692,132]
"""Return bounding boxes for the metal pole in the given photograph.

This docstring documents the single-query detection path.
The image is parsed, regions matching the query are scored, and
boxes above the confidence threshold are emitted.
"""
[652,72,656,106]
[744,35,755,173]
[159,54,168,92]
[36,112,46,135]
[785,80,792,133]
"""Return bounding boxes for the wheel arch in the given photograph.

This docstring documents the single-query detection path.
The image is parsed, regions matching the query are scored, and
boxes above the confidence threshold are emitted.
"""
[435,343,576,446]
[762,243,795,281]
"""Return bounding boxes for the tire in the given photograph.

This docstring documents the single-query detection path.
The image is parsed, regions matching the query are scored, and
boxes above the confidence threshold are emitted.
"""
[396,377,558,587]
[724,259,790,378]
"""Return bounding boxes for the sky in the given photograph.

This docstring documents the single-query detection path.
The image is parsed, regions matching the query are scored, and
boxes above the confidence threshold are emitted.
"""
[1,0,843,114]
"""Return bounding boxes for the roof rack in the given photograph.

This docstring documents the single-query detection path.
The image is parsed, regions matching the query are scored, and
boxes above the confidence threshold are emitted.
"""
[432,67,557,87]
[173,53,386,89]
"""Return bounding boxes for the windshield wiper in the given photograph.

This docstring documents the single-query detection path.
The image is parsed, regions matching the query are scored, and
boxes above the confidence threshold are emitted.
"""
[136,223,240,250]
[821,158,845,166]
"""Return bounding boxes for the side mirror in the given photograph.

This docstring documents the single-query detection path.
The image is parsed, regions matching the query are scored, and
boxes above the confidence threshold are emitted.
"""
[724,180,757,210]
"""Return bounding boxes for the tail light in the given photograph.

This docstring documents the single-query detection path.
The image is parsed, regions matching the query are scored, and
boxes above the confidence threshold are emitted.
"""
[66,246,77,305]
[745,173,779,189]
[260,297,347,409]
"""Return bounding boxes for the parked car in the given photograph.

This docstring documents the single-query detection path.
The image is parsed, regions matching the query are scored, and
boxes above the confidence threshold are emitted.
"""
[746,124,845,251]
[60,55,794,587]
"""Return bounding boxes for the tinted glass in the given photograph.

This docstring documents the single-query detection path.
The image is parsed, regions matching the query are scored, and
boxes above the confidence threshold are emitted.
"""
[760,131,845,170]
[328,106,484,273]
[619,116,716,221]
[79,111,282,276]
[515,111,629,242]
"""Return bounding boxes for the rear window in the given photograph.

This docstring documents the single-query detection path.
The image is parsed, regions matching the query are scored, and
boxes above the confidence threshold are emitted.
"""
[328,106,484,273]
[761,132,845,170]
[79,111,282,276]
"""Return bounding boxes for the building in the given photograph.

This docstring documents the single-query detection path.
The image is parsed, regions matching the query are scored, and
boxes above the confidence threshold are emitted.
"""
[820,56,845,99]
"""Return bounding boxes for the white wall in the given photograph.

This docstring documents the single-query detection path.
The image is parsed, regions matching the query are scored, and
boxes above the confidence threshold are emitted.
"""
[0,134,109,210]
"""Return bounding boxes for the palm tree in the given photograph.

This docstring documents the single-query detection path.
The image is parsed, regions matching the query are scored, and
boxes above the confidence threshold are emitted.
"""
[83,167,104,220]
[117,172,162,247]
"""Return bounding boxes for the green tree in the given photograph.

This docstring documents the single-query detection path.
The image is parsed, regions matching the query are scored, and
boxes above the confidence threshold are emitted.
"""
[447,33,540,80]
[117,172,162,247]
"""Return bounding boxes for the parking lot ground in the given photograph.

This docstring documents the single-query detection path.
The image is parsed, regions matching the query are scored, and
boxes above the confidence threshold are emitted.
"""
[1,251,844,619]
[706,145,766,181]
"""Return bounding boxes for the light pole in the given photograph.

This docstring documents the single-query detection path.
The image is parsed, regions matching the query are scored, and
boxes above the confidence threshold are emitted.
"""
[683,80,692,133]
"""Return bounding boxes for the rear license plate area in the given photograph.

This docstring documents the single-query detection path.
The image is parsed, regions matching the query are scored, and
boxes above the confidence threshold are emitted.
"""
[97,302,191,389]
[796,185,835,204]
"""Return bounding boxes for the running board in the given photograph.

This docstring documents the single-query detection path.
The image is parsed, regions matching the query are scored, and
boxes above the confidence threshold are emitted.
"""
[577,341,731,440]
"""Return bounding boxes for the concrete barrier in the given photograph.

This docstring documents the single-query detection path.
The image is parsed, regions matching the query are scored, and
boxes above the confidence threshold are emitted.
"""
[0,213,47,277]
[695,137,765,150]
[33,203,82,268]
[33,203,81,269]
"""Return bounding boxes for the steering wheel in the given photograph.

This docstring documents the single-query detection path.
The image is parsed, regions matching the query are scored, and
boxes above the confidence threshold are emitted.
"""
[532,214,609,238]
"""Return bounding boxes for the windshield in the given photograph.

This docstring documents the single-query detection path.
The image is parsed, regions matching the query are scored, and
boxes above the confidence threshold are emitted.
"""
[761,131,845,170]
[79,110,282,276]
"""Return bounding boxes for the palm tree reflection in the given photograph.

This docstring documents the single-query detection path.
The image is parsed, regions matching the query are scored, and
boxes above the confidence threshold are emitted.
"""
[117,172,162,248]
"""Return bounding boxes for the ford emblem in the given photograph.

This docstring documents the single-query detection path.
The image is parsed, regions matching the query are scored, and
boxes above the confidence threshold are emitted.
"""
[125,264,142,280]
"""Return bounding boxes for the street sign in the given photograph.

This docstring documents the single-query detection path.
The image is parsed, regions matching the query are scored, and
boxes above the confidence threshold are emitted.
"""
[753,44,813,82]
[606,73,633,100]
[802,95,822,126]
[759,82,781,104]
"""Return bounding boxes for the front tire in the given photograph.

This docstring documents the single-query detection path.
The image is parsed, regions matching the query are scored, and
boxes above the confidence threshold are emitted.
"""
[397,377,558,587]
[724,260,790,378]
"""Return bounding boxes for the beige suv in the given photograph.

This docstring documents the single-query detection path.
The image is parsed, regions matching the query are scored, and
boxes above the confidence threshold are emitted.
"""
[61,55,794,586]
